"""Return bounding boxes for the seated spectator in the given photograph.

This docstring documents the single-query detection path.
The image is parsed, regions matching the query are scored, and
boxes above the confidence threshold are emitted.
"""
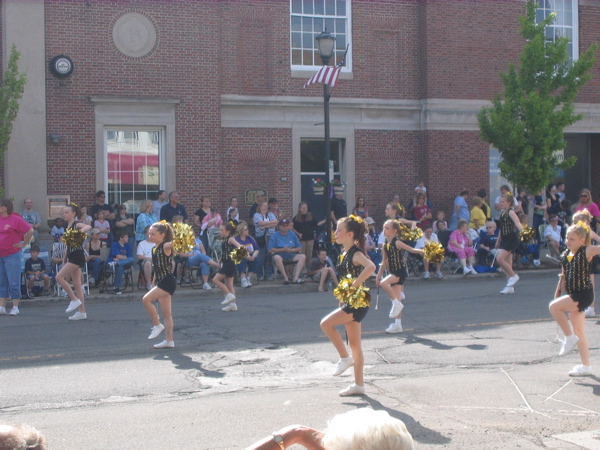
[352,196,368,219]
[85,228,107,287]
[77,205,93,227]
[544,215,563,258]
[415,226,443,279]
[308,248,338,292]
[178,236,219,291]
[448,219,477,275]
[268,218,306,284]
[247,408,413,450]
[136,200,155,244]
[201,207,223,233]
[469,196,487,232]
[432,211,447,233]
[50,218,65,242]
[107,229,134,295]
[413,193,433,230]
[235,221,259,288]
[136,226,155,291]
[0,422,47,450]
[114,204,135,240]
[436,220,451,249]
[25,244,51,295]
[93,210,111,244]
[477,221,499,265]
[364,217,382,272]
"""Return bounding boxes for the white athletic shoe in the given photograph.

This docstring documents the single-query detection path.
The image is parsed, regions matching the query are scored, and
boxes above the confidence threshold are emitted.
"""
[389,301,404,318]
[148,324,164,340]
[68,311,87,321]
[338,383,365,396]
[65,299,82,313]
[332,357,354,376]
[559,334,579,357]
[506,275,520,287]
[500,286,514,295]
[221,293,236,305]
[385,323,403,334]
[584,307,596,318]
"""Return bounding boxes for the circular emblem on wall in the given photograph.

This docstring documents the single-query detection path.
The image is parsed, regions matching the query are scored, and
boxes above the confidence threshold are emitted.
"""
[49,55,74,78]
[112,12,156,58]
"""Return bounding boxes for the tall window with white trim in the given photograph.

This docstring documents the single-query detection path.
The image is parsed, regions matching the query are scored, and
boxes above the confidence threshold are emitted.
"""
[536,0,578,63]
[291,0,351,69]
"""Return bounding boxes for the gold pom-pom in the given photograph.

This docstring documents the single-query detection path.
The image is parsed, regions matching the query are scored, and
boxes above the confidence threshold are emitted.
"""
[399,224,423,242]
[230,247,249,264]
[172,223,196,253]
[333,274,371,309]
[423,241,445,263]
[63,228,86,248]
[520,226,535,242]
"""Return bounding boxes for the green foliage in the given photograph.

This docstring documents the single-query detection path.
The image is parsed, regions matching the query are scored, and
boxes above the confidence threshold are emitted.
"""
[478,0,597,193]
[0,44,27,197]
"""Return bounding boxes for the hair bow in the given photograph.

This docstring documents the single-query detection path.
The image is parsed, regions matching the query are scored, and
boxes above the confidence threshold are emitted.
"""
[71,202,78,207]
[349,215,363,224]
[576,221,590,234]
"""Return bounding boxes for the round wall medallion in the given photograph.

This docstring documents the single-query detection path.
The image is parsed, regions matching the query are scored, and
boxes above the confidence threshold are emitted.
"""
[49,55,74,78]
[112,12,156,58]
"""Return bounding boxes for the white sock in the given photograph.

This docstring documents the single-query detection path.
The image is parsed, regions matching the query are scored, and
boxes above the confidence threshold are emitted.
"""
[395,318,402,325]
[391,298,401,305]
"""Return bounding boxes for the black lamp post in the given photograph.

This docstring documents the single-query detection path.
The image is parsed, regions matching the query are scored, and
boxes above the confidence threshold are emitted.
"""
[316,30,336,256]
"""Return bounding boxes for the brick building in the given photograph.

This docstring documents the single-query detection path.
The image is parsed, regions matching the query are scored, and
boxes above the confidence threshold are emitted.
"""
[1,0,599,230]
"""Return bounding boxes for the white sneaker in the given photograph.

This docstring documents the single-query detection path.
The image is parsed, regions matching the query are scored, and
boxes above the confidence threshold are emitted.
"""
[533,259,541,267]
[385,323,403,333]
[506,274,520,287]
[148,324,164,340]
[462,266,470,276]
[68,311,87,321]
[500,286,514,294]
[401,292,405,300]
[222,303,238,312]
[339,383,365,396]
[240,277,247,288]
[568,364,592,377]
[389,301,404,318]
[423,271,430,279]
[333,356,354,376]
[469,266,478,275]
[65,299,82,313]
[436,271,444,279]
[154,340,174,349]
[246,279,253,287]
[202,282,212,290]
[221,293,236,305]
[559,334,579,357]
[584,307,596,318]
[0,306,6,315]
[9,307,19,316]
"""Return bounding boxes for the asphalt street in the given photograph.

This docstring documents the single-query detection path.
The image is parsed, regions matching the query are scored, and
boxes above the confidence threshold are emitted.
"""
[1,270,599,449]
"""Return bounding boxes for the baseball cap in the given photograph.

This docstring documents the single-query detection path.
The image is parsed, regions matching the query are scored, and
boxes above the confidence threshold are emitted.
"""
[279,218,290,225]
[365,217,375,225]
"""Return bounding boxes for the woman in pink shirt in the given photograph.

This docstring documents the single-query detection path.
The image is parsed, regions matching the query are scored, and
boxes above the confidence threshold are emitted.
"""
[573,189,600,225]
[0,198,34,315]
[201,207,223,232]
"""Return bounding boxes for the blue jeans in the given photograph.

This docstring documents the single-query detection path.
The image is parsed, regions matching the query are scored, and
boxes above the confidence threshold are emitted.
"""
[0,250,22,299]
[108,258,134,288]
[256,246,273,279]
[188,253,213,276]
[88,258,103,282]
[237,258,258,275]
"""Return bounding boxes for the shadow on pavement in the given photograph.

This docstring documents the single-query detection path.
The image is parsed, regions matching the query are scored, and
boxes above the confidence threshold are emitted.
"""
[403,334,488,351]
[153,350,225,378]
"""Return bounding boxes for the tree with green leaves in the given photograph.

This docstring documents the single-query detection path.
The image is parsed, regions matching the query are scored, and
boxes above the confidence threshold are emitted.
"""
[478,0,597,194]
[0,44,27,198]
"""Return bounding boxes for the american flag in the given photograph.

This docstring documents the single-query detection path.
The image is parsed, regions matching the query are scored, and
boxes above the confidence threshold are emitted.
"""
[303,45,348,89]
[303,65,341,89]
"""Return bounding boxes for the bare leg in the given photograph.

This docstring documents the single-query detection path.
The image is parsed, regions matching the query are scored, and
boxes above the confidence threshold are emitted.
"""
[225,276,236,300]
[549,295,577,337]
[273,255,288,281]
[497,249,516,278]
[212,273,230,295]
[293,255,306,281]
[320,308,354,358]
[157,294,173,342]
[345,321,364,386]
[142,286,165,327]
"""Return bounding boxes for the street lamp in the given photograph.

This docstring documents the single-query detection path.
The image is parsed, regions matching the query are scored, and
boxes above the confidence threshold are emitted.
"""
[316,30,336,256]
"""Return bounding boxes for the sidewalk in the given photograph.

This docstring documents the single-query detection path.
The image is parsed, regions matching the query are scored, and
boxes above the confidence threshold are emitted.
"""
[20,259,562,307]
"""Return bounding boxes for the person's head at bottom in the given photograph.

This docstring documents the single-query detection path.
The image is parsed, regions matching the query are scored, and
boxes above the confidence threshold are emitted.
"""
[322,408,413,450]
[0,423,47,450]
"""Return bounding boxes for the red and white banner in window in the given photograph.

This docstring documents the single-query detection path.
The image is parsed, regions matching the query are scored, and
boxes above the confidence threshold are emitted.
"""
[303,65,341,89]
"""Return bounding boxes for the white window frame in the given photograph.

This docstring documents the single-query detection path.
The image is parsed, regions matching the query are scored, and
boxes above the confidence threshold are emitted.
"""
[536,0,579,63]
[290,0,352,72]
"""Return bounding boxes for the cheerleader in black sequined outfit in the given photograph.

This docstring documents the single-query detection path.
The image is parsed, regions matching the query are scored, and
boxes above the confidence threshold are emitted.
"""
[495,193,523,294]
[143,221,176,349]
[572,210,600,318]
[377,220,425,334]
[549,222,600,377]
[320,216,376,397]
[56,204,92,320]
[214,222,243,312]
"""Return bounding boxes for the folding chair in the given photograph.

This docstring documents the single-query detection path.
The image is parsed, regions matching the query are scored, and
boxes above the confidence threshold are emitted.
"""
[406,252,424,277]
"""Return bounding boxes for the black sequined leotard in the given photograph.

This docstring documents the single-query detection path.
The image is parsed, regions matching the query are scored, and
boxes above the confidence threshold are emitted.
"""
[153,242,176,294]
[66,221,86,268]
[218,237,237,277]
[499,209,518,237]
[561,246,593,294]
[384,237,405,277]
[337,245,370,320]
